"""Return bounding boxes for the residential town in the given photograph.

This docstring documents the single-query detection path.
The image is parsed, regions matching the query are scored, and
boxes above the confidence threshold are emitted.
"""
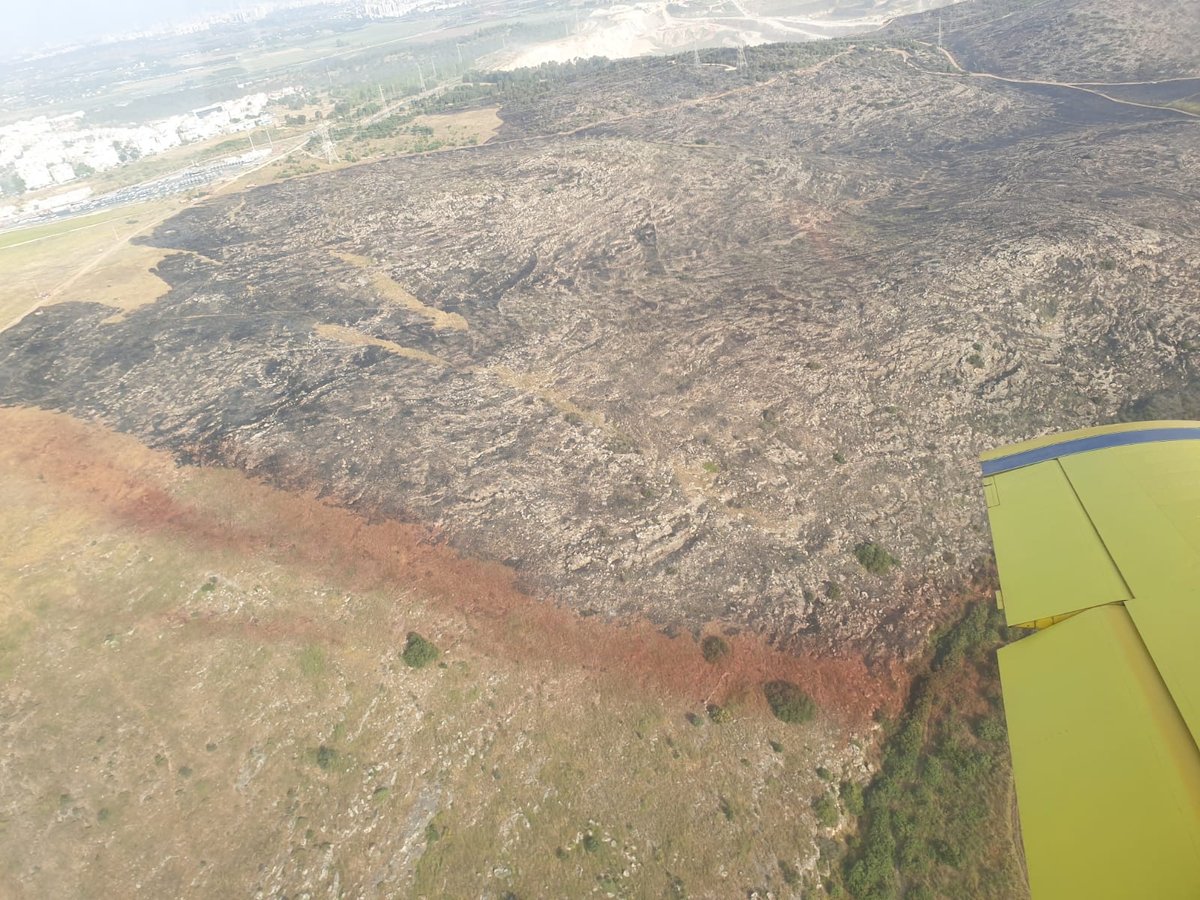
[0,89,288,200]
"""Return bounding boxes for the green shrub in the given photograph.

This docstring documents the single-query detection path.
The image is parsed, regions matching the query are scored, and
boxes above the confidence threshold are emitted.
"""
[401,632,439,668]
[299,644,326,679]
[854,541,899,575]
[840,780,864,816]
[922,755,944,788]
[701,635,730,663]
[707,703,732,724]
[582,832,600,853]
[813,792,839,828]
[315,745,338,770]
[933,838,964,868]
[763,680,816,724]
[975,714,1007,743]
[779,859,800,886]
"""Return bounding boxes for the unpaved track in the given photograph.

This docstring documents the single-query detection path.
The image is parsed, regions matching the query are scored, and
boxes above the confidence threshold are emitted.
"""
[920,41,1200,119]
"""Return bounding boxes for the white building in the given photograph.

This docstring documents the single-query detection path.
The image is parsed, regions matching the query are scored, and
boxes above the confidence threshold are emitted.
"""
[49,161,75,184]
[0,86,291,197]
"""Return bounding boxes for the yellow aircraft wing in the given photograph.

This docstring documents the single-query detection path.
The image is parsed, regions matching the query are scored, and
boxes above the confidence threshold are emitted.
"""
[980,420,1200,899]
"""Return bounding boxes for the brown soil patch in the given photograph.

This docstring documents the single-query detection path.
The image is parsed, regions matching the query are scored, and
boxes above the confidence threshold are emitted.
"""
[332,251,469,331]
[314,322,450,366]
[0,404,904,724]
[415,106,503,145]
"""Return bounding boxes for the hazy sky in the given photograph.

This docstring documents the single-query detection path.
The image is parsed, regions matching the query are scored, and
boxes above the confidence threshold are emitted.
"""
[2,0,251,54]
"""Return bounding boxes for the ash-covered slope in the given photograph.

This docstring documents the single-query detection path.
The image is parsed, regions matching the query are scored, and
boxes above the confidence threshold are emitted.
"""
[887,0,1200,82]
[2,25,1197,658]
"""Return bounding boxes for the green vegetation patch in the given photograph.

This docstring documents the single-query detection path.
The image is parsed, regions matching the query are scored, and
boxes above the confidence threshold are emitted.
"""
[840,780,864,817]
[401,631,440,669]
[763,680,816,725]
[854,541,899,576]
[700,635,730,664]
[299,644,326,679]
[838,602,1024,900]
[779,859,801,887]
[813,792,838,828]
[313,744,339,771]
[706,703,732,724]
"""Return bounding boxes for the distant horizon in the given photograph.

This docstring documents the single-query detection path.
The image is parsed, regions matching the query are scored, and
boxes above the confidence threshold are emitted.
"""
[0,0,301,57]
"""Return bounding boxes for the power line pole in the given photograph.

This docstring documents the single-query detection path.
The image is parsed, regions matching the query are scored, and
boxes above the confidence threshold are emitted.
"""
[736,44,747,71]
[693,46,700,69]
[456,43,463,66]
[938,13,943,47]
[317,124,339,164]
[430,57,438,80]
[416,59,426,91]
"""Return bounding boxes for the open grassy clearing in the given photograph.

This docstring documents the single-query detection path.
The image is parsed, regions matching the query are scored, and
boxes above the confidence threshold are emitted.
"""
[415,106,504,145]
[0,198,184,330]
[0,406,870,898]
[0,210,142,250]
